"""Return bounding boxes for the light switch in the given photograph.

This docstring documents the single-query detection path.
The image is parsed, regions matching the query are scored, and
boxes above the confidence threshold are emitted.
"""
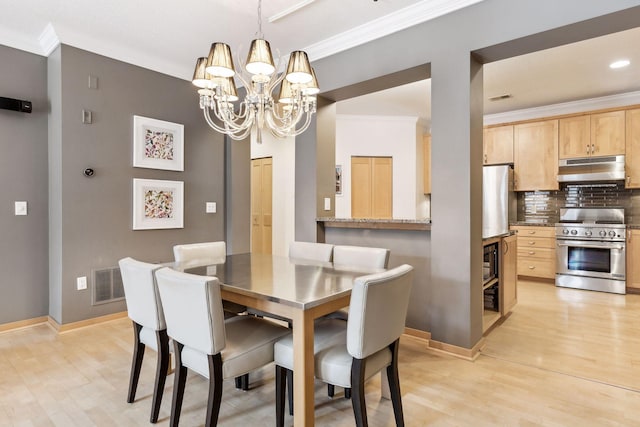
[324,197,331,211]
[14,201,27,216]
[206,202,217,213]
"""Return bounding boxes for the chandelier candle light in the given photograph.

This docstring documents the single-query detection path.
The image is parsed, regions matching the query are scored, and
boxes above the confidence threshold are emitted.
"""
[192,0,319,144]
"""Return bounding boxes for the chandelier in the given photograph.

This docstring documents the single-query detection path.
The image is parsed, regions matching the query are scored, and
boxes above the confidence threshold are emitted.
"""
[191,0,319,144]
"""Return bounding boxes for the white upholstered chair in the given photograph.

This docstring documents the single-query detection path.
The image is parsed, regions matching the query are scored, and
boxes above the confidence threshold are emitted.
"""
[155,267,290,427]
[274,264,414,427]
[173,241,247,316]
[288,241,334,262]
[118,257,169,424]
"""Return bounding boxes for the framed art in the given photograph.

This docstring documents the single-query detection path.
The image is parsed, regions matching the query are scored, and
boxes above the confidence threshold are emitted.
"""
[133,115,184,171]
[133,178,184,230]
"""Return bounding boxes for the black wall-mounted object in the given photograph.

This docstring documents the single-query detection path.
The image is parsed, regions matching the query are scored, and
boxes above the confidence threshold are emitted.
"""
[0,96,32,113]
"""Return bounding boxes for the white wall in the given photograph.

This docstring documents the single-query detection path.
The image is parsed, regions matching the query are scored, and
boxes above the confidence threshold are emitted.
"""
[335,115,429,219]
[251,132,295,257]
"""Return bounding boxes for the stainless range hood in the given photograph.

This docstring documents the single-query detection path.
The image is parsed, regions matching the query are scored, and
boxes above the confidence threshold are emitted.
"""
[557,155,625,183]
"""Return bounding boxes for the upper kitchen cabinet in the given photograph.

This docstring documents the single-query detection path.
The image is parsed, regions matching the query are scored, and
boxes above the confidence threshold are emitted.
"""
[626,108,640,188]
[591,110,625,156]
[514,120,559,191]
[423,134,431,194]
[483,125,514,165]
[559,115,590,159]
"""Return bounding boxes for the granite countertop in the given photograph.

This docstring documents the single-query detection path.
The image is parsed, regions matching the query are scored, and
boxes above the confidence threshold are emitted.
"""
[317,217,430,224]
[510,221,556,227]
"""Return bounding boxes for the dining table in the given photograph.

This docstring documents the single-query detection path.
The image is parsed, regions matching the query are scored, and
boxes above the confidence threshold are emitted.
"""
[173,252,384,427]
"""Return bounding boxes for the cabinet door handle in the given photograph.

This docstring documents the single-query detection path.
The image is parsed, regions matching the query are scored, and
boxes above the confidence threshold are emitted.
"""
[528,231,536,234]
[628,176,631,186]
[504,241,509,254]
[528,265,535,269]
[630,230,632,243]
[484,153,488,164]
[528,241,536,245]
[586,144,590,154]
[592,144,595,153]
[528,251,535,255]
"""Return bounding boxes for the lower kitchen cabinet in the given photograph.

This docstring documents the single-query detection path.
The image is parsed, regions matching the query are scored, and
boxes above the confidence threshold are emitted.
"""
[482,234,518,333]
[512,225,556,280]
[627,230,640,290]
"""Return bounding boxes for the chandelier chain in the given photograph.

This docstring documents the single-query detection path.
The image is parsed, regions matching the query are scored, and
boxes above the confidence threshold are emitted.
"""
[256,0,263,39]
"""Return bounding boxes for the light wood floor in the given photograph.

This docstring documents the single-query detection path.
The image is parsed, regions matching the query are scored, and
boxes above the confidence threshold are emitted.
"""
[2,279,640,426]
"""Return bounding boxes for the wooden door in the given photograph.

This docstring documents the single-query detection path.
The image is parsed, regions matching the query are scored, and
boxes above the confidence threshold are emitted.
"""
[483,125,514,165]
[591,110,625,156]
[351,156,392,219]
[423,135,431,194]
[251,157,272,254]
[351,157,373,218]
[371,157,392,219]
[627,230,640,290]
[514,120,559,191]
[626,109,640,188]
[559,115,590,159]
[501,234,517,315]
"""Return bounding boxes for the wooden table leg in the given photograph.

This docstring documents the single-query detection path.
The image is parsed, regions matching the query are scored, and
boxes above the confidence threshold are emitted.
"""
[292,309,315,427]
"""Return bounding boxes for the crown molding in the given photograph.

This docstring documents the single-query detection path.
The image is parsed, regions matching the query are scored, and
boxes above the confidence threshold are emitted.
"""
[484,90,640,125]
[305,0,484,61]
[38,23,60,56]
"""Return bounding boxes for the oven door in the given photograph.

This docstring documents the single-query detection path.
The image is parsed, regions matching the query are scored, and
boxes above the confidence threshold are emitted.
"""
[556,240,625,280]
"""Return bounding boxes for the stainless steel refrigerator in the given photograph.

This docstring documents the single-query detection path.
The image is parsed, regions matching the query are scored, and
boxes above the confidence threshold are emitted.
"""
[483,165,516,239]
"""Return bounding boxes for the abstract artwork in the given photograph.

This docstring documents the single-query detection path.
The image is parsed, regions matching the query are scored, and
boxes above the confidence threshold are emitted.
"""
[133,116,184,171]
[133,179,184,230]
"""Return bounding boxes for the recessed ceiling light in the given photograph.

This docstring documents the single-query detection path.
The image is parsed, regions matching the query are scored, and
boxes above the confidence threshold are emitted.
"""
[610,60,630,69]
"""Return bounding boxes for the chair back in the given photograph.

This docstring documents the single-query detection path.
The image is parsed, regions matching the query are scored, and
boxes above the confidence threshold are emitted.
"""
[119,257,165,331]
[347,264,413,359]
[288,241,334,262]
[333,245,390,269]
[155,267,226,356]
[173,241,226,265]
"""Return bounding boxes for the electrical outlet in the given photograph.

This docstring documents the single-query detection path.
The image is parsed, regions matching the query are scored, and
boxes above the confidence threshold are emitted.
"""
[77,276,87,290]
[206,202,217,213]
[14,201,27,216]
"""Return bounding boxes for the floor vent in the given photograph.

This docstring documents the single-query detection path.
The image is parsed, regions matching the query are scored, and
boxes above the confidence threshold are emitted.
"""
[92,267,125,305]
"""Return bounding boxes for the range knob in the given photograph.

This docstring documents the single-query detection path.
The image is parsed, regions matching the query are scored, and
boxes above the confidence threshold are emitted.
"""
[570,229,578,235]
[562,229,569,235]
[584,230,593,237]
[599,230,607,237]
[609,230,616,237]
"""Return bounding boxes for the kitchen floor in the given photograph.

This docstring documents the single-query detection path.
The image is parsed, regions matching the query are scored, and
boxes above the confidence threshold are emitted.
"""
[1,280,639,426]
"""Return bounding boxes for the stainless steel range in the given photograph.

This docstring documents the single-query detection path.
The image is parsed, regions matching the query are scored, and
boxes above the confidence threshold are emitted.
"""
[555,207,626,294]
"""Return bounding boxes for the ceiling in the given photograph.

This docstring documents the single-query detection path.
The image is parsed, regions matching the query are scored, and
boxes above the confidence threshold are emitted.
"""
[1,0,638,122]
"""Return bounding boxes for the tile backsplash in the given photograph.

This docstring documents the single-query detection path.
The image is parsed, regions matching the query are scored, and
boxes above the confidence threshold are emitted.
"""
[518,183,640,224]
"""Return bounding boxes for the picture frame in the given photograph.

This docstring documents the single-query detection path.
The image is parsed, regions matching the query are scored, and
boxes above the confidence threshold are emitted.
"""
[133,115,184,171]
[335,165,342,195]
[132,178,184,230]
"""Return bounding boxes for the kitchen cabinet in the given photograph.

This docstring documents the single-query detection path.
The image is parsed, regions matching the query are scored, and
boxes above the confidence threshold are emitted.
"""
[501,234,517,314]
[482,234,518,334]
[627,230,640,290]
[514,120,559,191]
[512,225,556,280]
[423,134,431,194]
[559,115,591,159]
[591,110,625,156]
[484,125,514,165]
[626,108,640,188]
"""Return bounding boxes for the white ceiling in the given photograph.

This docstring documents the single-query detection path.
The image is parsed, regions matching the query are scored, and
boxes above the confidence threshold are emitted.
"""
[1,0,638,122]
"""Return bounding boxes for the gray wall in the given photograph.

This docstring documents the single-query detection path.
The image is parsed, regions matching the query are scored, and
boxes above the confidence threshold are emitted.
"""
[0,45,49,324]
[225,135,251,254]
[324,228,430,331]
[48,45,226,324]
[307,0,640,348]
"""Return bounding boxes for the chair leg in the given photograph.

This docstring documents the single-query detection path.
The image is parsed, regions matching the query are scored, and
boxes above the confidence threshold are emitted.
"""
[205,353,223,427]
[127,322,145,404]
[275,365,287,427]
[150,329,170,423]
[351,358,368,427]
[327,384,335,398]
[234,373,249,390]
[387,340,405,427]
[286,369,293,416]
[170,342,187,427]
